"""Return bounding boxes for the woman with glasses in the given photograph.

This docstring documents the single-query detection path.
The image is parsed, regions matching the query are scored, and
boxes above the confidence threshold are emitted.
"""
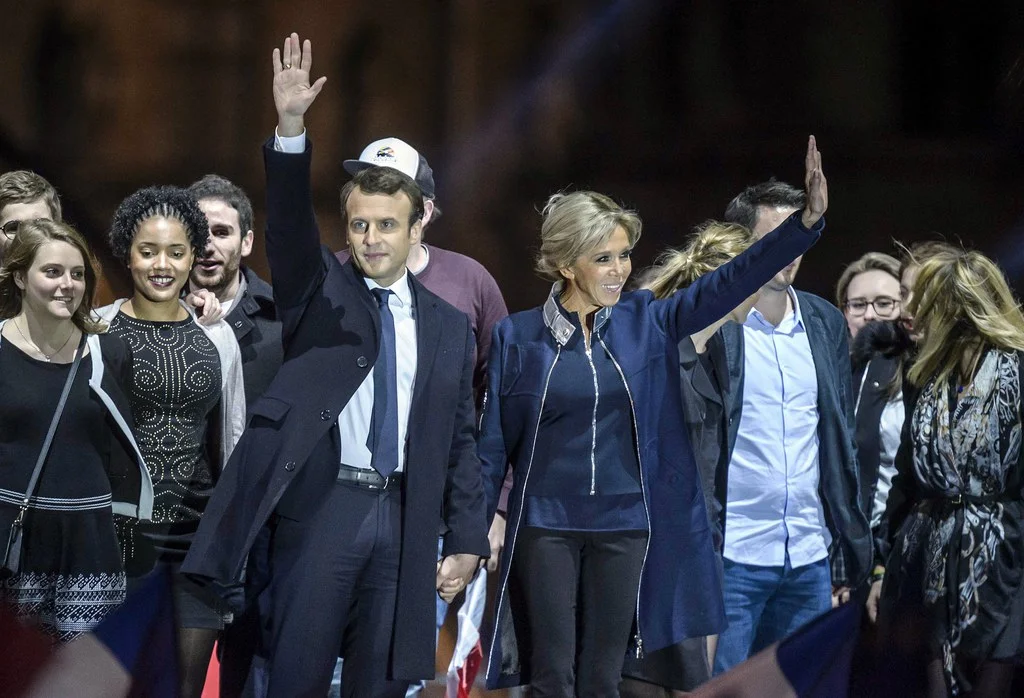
[836,253,909,593]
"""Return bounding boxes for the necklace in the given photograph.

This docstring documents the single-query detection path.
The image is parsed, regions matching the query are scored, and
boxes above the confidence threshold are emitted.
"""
[13,318,75,362]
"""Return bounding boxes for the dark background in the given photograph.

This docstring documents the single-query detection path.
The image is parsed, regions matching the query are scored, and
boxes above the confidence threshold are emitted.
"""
[4,0,1024,311]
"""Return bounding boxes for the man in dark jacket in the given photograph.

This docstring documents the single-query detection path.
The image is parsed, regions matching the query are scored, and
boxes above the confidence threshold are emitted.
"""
[182,34,488,697]
[713,180,871,674]
[186,174,283,697]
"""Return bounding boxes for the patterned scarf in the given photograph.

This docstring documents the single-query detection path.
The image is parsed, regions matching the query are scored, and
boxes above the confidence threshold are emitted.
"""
[910,349,1022,694]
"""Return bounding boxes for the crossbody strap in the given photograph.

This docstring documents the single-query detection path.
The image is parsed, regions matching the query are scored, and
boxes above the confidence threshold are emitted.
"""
[15,332,88,515]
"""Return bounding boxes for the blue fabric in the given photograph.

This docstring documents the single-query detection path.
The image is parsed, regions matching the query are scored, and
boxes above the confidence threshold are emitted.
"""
[478,210,824,689]
[369,288,399,476]
[524,303,644,531]
[92,565,178,698]
[776,601,859,698]
[712,554,833,675]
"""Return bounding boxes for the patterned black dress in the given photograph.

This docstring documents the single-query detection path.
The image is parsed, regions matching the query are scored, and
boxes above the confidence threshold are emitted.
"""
[107,313,221,576]
[882,349,1024,695]
[0,341,126,642]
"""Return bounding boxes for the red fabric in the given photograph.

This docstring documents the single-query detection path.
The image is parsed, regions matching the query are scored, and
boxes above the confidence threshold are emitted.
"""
[0,603,56,696]
[456,641,483,698]
[201,646,220,698]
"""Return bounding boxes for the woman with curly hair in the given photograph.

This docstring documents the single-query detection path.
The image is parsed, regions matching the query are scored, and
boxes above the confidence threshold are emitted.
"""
[876,247,1024,697]
[0,219,150,641]
[97,185,245,697]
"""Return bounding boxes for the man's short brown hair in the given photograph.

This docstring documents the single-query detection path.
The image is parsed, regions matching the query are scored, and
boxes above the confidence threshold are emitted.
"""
[0,170,62,221]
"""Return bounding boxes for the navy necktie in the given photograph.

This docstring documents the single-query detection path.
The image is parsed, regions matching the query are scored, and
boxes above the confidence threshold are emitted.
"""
[368,288,399,476]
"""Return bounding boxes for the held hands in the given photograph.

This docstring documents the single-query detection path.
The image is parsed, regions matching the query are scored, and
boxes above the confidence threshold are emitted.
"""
[866,579,883,623]
[831,585,851,608]
[272,32,327,137]
[436,553,481,603]
[800,135,828,230]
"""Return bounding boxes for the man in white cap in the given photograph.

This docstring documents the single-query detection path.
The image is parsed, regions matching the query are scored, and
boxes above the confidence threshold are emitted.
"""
[335,138,511,696]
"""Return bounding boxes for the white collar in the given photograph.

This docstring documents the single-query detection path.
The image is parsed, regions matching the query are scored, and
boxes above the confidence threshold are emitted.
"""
[364,269,413,308]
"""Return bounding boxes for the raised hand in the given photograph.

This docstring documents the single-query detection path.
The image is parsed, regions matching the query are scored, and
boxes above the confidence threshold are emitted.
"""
[800,135,828,229]
[272,32,327,137]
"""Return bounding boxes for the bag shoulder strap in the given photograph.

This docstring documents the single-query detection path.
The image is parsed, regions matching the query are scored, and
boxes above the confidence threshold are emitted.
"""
[16,332,88,510]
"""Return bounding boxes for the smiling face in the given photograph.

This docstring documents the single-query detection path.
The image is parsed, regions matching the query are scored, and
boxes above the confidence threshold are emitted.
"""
[346,187,420,287]
[190,198,253,299]
[560,225,633,315]
[15,240,86,321]
[128,216,195,305]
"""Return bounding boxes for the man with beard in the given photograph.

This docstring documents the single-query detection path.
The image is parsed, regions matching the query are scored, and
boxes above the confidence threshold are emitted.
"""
[188,174,283,407]
[187,174,283,697]
[711,180,870,674]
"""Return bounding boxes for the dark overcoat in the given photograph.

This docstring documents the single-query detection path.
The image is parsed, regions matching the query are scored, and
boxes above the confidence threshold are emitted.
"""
[182,140,490,681]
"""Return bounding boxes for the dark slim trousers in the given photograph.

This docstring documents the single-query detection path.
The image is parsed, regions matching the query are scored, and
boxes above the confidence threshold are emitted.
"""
[513,526,647,698]
[264,481,406,698]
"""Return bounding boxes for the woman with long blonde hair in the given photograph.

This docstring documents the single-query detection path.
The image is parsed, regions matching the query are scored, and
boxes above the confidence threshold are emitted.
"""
[875,248,1024,697]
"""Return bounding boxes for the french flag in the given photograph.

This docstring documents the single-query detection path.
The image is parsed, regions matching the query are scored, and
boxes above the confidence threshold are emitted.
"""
[0,567,178,697]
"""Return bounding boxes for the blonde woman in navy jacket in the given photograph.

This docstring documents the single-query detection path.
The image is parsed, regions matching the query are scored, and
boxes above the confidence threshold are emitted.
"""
[478,139,829,695]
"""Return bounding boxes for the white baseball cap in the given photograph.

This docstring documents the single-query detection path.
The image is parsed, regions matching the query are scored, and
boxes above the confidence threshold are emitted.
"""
[342,137,435,198]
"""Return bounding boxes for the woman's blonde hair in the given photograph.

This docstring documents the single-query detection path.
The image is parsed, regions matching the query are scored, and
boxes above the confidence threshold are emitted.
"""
[907,248,1024,386]
[0,219,106,334]
[534,191,641,282]
[643,221,754,300]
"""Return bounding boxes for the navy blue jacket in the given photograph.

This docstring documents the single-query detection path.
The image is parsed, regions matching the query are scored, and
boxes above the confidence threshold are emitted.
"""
[478,212,823,689]
[719,291,872,587]
[181,140,490,681]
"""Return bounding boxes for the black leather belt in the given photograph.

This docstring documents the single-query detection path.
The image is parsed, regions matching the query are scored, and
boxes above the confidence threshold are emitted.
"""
[336,464,403,491]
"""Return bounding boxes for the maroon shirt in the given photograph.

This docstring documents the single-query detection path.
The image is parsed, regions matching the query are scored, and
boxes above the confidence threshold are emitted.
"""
[335,243,508,407]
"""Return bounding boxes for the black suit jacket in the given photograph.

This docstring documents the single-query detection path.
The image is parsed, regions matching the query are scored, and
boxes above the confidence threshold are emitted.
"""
[182,139,489,680]
[225,265,283,410]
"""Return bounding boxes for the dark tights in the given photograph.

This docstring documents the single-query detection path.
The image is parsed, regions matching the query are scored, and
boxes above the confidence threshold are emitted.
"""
[926,657,1015,698]
[179,627,219,698]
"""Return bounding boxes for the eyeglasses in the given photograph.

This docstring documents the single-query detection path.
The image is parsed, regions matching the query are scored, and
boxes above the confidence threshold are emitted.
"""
[844,297,900,316]
[0,220,21,239]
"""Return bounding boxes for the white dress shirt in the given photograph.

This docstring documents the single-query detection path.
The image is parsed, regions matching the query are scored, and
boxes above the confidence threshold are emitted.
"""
[724,289,831,568]
[274,130,418,472]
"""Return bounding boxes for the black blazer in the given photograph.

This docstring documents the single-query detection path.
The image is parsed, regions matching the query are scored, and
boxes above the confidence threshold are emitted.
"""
[182,139,490,681]
[225,265,283,410]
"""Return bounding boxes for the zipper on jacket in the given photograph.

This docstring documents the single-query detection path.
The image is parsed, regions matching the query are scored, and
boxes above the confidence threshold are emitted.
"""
[599,336,650,659]
[487,346,562,682]
[584,336,599,495]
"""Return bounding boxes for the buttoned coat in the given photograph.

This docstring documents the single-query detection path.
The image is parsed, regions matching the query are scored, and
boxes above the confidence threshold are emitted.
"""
[182,140,489,681]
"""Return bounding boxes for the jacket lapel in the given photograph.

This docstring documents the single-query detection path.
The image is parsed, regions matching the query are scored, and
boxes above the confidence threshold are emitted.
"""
[409,276,442,415]
[796,291,833,408]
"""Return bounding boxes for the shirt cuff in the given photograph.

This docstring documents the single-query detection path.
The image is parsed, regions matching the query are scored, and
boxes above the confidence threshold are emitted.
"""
[274,128,307,153]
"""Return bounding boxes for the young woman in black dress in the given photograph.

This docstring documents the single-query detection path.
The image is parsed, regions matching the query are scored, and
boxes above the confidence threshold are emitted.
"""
[0,219,150,641]
[96,186,246,698]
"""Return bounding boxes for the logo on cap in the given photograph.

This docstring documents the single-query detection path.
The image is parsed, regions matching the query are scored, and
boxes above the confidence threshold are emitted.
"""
[375,147,396,161]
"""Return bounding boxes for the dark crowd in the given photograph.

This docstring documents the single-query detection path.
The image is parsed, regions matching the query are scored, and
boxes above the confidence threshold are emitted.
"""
[1,33,1023,698]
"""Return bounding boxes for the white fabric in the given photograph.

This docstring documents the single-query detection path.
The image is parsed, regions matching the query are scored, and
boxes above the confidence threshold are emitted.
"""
[724,289,832,568]
[872,394,905,529]
[336,271,418,473]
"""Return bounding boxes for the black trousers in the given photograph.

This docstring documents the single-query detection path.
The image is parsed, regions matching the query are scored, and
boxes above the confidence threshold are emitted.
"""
[264,481,406,698]
[513,526,648,698]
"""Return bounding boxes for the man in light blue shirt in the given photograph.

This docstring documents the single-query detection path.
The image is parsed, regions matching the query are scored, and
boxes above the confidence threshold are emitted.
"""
[713,180,870,674]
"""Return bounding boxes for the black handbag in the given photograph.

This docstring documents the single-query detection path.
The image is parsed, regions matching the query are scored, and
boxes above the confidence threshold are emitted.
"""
[1,333,87,580]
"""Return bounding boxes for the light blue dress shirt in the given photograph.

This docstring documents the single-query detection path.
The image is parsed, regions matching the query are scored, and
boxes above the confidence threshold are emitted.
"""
[723,289,831,567]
